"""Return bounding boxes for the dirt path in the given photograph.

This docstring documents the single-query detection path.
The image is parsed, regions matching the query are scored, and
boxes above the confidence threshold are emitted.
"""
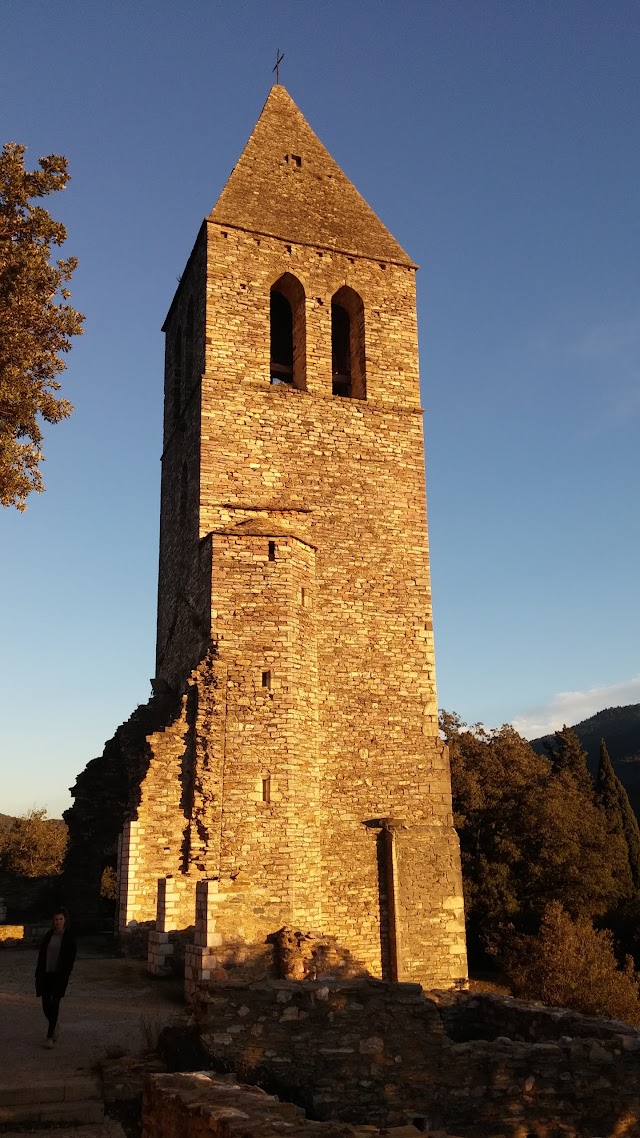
[0,940,185,1087]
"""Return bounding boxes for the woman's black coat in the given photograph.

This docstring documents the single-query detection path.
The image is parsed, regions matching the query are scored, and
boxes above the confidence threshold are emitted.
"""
[35,929,77,997]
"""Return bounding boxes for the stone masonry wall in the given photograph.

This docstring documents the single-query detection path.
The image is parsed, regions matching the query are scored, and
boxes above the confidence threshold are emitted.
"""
[64,691,182,923]
[391,825,466,986]
[191,979,446,1125]
[183,979,640,1137]
[436,989,640,1045]
[202,530,322,941]
[187,208,466,982]
[156,225,209,692]
[117,651,218,931]
[143,1073,395,1138]
[93,85,467,986]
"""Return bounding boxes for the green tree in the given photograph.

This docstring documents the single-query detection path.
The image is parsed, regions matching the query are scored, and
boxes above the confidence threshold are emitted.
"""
[597,738,640,890]
[0,809,67,877]
[100,865,117,902]
[442,714,626,958]
[504,902,640,1025]
[0,143,83,511]
[544,724,593,794]
[523,764,631,918]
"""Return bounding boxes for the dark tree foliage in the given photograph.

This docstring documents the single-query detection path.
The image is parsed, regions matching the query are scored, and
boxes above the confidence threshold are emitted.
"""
[0,143,83,511]
[442,713,632,960]
[0,809,67,877]
[544,724,594,795]
[504,902,640,1025]
[597,738,640,890]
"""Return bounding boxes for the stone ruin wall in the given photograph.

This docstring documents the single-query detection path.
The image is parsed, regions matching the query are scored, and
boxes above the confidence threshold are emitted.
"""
[63,689,183,927]
[143,1073,398,1138]
[155,979,640,1138]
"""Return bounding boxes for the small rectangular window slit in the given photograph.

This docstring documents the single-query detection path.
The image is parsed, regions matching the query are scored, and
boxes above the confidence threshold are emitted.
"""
[268,541,276,561]
[262,776,271,804]
[262,670,271,689]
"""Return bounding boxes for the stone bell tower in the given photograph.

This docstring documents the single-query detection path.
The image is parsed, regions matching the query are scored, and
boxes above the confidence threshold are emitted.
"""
[115,85,466,987]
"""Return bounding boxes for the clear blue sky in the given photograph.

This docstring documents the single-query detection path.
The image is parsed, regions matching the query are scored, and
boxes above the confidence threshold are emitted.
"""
[2,2,639,817]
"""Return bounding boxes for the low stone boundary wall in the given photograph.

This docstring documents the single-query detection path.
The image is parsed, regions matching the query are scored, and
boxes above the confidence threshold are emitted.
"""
[0,922,49,947]
[440,1034,640,1137]
[148,927,193,977]
[142,1072,452,1138]
[192,978,445,1125]
[434,990,640,1044]
[184,978,640,1136]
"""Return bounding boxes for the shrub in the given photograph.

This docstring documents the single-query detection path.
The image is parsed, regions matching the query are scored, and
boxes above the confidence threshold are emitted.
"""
[0,809,67,877]
[503,902,640,1025]
[100,865,117,901]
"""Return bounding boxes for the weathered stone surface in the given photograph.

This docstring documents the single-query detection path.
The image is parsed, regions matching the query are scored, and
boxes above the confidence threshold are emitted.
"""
[176,981,640,1135]
[0,921,49,947]
[433,990,640,1045]
[65,84,467,989]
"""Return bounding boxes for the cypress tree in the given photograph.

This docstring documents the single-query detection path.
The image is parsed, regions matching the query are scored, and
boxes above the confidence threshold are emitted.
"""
[597,738,623,816]
[618,787,640,889]
[545,726,594,795]
[596,739,640,894]
[597,738,640,889]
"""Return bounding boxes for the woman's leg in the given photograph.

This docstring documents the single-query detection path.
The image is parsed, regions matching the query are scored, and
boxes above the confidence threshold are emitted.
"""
[42,990,52,1025]
[47,992,61,1039]
[41,981,61,1040]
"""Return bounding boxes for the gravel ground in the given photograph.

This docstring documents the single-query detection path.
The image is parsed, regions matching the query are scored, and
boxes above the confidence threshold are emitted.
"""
[0,940,185,1087]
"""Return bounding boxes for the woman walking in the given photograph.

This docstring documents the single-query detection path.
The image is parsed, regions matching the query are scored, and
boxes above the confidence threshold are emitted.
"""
[35,908,76,1048]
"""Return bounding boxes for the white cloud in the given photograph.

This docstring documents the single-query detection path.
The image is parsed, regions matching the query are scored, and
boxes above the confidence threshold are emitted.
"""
[512,676,640,740]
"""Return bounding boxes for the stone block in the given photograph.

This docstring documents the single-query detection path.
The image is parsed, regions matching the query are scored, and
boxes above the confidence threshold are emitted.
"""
[0,1083,64,1107]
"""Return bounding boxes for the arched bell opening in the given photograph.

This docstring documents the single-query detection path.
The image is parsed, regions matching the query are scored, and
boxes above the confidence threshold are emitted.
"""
[331,286,366,399]
[270,273,306,390]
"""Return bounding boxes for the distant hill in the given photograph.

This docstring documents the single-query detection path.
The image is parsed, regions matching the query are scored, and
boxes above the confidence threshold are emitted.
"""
[531,704,640,819]
[0,813,63,832]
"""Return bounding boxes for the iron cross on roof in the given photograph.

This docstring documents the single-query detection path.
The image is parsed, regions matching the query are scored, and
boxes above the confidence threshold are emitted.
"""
[273,49,285,84]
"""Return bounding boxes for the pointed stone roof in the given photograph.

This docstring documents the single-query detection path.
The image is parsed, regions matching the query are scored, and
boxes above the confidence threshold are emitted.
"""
[209,86,415,267]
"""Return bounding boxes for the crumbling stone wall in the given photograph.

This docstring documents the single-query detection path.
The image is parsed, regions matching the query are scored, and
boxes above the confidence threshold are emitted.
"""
[63,690,181,922]
[143,1073,395,1138]
[190,979,446,1124]
[435,989,640,1045]
[181,979,640,1136]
